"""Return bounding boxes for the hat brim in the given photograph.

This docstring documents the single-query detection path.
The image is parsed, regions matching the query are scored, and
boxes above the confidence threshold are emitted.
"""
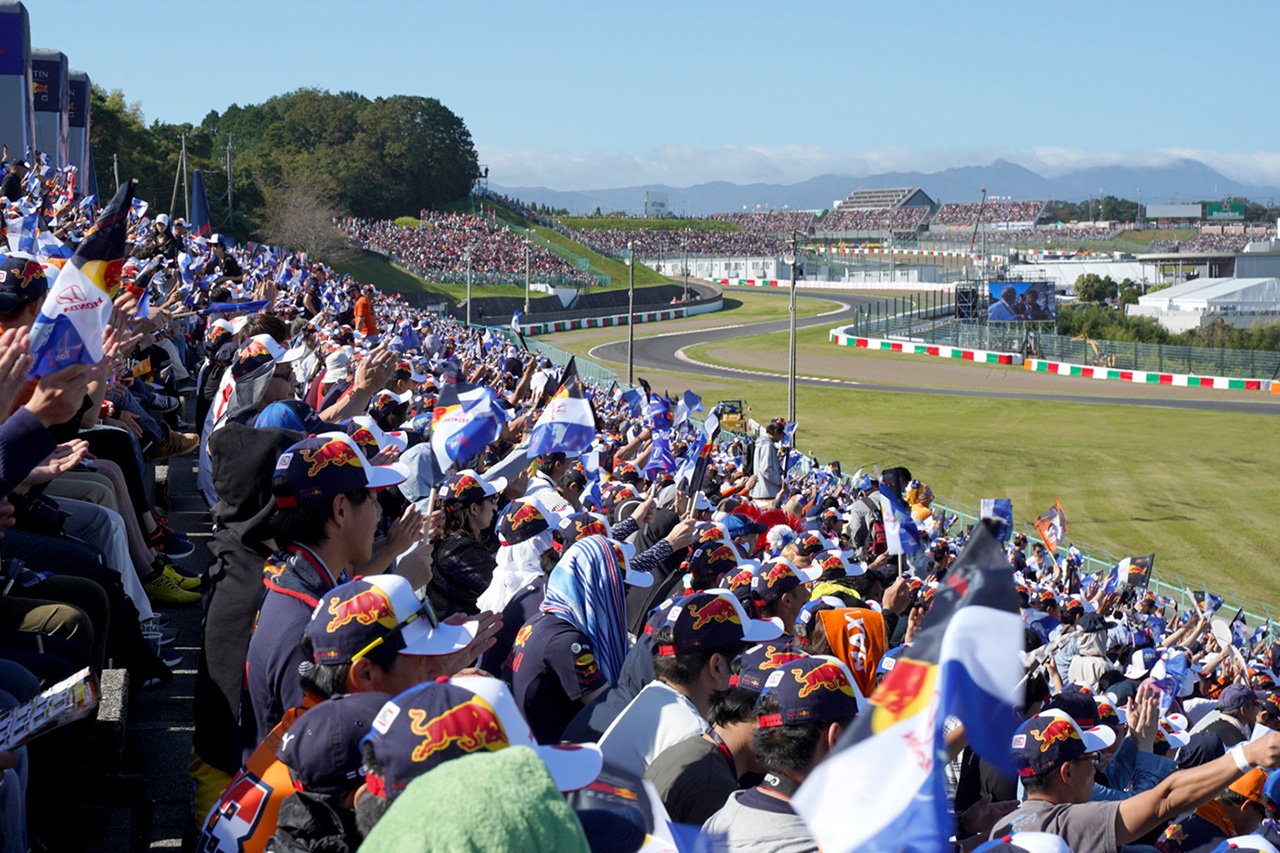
[536,742,604,792]
[400,618,475,657]
[1122,665,1150,680]
[486,476,508,496]
[1081,725,1116,753]
[1160,727,1191,749]
[280,345,307,363]
[743,617,783,642]
[624,567,653,588]
[365,464,408,490]
[795,566,823,583]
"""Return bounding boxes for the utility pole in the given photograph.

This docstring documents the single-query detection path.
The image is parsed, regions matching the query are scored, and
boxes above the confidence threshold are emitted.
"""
[682,229,689,304]
[465,248,473,328]
[626,239,636,386]
[226,133,234,226]
[786,232,799,425]
[112,153,119,193]
[181,133,189,221]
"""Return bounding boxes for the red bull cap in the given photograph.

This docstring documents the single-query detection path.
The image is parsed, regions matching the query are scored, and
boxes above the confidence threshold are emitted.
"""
[498,499,560,547]
[758,654,859,727]
[733,640,808,693]
[365,675,602,800]
[750,558,820,605]
[1010,709,1114,778]
[273,432,406,508]
[655,590,781,657]
[305,575,474,664]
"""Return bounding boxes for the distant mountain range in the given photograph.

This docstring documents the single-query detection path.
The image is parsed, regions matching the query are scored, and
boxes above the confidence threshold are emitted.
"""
[491,158,1280,216]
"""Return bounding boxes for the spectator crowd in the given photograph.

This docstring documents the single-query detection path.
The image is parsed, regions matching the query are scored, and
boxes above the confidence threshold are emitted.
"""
[3,148,1280,853]
[932,200,1049,228]
[341,214,594,287]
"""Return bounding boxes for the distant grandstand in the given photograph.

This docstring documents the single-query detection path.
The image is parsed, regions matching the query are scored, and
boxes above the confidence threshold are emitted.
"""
[931,199,1047,230]
[816,187,935,237]
[711,209,818,236]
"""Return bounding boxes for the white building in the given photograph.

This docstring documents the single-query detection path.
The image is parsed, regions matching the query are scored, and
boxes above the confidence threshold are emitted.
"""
[1126,277,1280,333]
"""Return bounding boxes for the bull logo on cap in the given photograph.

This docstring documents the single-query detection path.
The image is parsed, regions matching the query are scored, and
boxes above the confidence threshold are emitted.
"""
[505,503,543,533]
[348,428,379,456]
[791,662,855,699]
[763,561,795,588]
[238,339,270,364]
[407,696,509,762]
[760,645,805,671]
[300,439,362,478]
[325,587,396,634]
[687,597,741,631]
[1028,718,1079,753]
[7,259,46,292]
[727,568,754,590]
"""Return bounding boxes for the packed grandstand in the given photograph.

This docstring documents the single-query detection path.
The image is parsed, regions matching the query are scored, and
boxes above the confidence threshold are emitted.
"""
[5,142,1280,853]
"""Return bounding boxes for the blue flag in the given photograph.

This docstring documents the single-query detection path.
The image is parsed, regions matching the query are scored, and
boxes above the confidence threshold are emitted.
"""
[189,170,211,238]
[529,357,596,457]
[980,498,1013,544]
[879,475,923,555]
[28,179,134,378]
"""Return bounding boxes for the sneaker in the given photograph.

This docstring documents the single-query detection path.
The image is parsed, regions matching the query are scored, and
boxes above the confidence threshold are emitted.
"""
[153,556,200,591]
[145,428,199,461]
[143,567,201,606]
[147,394,180,413]
[148,522,195,559]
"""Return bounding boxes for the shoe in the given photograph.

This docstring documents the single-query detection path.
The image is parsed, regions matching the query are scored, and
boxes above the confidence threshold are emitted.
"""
[160,647,183,667]
[148,521,195,559]
[153,556,200,590]
[145,427,199,461]
[147,393,180,413]
[144,566,201,606]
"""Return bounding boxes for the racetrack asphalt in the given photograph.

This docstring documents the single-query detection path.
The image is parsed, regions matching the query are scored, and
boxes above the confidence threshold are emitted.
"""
[589,288,1280,415]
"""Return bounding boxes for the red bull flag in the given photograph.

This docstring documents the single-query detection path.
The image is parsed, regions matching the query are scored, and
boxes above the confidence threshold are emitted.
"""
[1033,498,1068,553]
[794,521,1023,852]
[28,179,133,378]
[189,169,212,239]
[430,362,505,476]
[528,357,595,457]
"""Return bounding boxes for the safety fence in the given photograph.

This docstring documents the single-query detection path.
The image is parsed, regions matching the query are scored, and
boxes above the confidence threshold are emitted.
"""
[1023,359,1271,392]
[517,308,688,336]
[492,328,1274,623]
[830,330,1021,365]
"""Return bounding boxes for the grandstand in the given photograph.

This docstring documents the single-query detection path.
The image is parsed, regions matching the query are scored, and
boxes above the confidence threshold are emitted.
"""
[712,209,818,236]
[816,186,935,237]
[931,199,1048,230]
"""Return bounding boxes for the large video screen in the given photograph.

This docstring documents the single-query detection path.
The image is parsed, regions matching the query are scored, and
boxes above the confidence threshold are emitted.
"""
[987,281,1055,322]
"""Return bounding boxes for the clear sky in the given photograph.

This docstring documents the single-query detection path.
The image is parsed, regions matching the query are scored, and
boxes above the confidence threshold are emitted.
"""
[29,0,1280,189]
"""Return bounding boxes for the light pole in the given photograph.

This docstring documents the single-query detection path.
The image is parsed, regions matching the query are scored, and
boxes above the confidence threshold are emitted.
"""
[784,233,799,425]
[523,237,531,313]
[464,248,473,328]
[682,229,689,304]
[625,240,636,386]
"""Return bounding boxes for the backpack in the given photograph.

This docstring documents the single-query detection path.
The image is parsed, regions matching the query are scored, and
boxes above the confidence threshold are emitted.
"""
[859,495,887,557]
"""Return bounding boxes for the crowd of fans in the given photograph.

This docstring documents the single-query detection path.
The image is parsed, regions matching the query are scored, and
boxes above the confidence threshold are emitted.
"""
[561,225,788,259]
[710,210,818,235]
[4,148,1280,853]
[932,200,1049,228]
[818,206,931,233]
[341,214,594,286]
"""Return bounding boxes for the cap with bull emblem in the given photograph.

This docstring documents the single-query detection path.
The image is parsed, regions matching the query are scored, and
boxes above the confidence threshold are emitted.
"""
[654,590,781,657]
[1010,708,1114,778]
[273,432,406,509]
[363,674,602,800]
[757,654,860,727]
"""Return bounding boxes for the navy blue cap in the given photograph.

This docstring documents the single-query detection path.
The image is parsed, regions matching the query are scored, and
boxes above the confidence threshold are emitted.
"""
[654,591,780,658]
[276,692,388,795]
[757,655,859,727]
[733,641,807,693]
[0,254,48,312]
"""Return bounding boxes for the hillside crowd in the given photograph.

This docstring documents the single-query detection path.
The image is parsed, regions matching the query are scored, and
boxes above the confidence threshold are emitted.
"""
[561,225,788,259]
[3,152,1280,853]
[340,214,593,287]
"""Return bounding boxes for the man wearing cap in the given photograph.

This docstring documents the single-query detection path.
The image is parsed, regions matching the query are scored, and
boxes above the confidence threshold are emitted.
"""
[525,451,574,516]
[647,641,803,826]
[355,675,603,836]
[200,572,485,853]
[991,708,1280,852]
[1156,767,1270,852]
[751,558,819,635]
[269,692,389,853]
[1191,684,1263,748]
[599,590,780,778]
[241,433,408,751]
[1,159,25,202]
[702,655,860,851]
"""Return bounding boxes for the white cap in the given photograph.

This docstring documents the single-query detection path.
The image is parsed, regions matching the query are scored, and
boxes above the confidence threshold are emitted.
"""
[609,539,651,588]
[246,333,304,364]
[349,415,408,454]
[356,574,476,656]
[155,213,170,227]
[325,349,351,382]
[695,588,783,642]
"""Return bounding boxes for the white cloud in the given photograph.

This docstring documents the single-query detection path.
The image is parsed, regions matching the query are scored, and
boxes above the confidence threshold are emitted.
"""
[479,143,1280,191]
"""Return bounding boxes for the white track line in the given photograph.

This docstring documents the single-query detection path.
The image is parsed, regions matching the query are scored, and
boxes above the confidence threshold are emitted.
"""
[674,348,861,386]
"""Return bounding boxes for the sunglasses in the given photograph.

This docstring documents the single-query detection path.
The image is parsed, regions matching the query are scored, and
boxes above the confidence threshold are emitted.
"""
[349,595,440,663]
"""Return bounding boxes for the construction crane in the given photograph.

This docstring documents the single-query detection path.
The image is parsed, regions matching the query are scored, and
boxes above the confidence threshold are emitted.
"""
[968,187,988,254]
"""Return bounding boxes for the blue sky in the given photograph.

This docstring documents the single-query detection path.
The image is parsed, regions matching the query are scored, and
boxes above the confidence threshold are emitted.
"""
[32,0,1280,189]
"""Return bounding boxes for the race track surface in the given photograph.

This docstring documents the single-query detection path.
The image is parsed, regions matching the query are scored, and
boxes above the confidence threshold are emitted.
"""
[590,289,1280,415]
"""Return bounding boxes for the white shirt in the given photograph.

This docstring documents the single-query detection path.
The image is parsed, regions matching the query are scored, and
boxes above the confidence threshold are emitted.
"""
[598,680,709,779]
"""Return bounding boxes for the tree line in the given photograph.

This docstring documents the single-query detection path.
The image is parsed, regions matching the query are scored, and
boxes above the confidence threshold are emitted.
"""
[89,86,480,255]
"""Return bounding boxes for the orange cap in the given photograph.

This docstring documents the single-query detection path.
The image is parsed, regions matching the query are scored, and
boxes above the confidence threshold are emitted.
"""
[1229,767,1268,805]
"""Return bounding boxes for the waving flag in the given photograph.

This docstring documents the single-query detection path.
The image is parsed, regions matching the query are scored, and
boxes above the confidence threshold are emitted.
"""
[618,388,644,417]
[529,357,596,457]
[581,448,604,511]
[644,393,675,475]
[28,179,133,378]
[795,522,1022,852]
[189,170,212,238]
[878,474,922,555]
[510,311,522,335]
[1119,553,1154,588]
[5,212,37,254]
[1102,562,1122,596]
[980,498,1013,544]
[682,408,720,498]
[1033,498,1068,553]
[674,389,703,429]
[430,363,505,475]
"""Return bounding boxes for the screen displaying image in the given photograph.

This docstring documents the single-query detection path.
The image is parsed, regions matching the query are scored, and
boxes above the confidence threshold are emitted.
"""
[986,281,1055,322]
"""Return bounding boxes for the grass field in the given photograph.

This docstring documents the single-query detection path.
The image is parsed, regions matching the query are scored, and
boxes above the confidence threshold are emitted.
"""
[544,299,1280,614]
[560,217,740,233]
[527,225,668,288]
